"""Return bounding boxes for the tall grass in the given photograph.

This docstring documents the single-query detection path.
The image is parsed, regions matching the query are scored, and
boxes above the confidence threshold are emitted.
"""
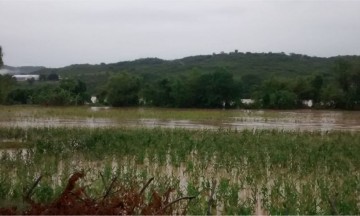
[0,127,359,214]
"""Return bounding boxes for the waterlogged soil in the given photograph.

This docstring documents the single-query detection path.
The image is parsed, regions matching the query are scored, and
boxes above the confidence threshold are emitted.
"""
[0,108,359,131]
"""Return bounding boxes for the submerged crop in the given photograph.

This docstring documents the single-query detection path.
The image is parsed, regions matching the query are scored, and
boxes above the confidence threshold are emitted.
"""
[0,127,359,214]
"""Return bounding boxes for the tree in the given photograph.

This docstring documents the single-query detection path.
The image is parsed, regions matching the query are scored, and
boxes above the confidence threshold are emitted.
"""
[60,79,77,93]
[334,59,351,92]
[320,85,346,108]
[310,75,323,103]
[39,74,47,81]
[344,66,360,109]
[59,78,89,105]
[27,77,35,85]
[0,75,16,104]
[144,78,173,107]
[351,66,360,104]
[143,69,240,108]
[292,77,312,100]
[241,74,262,98]
[25,78,89,106]
[193,69,239,108]
[170,77,195,108]
[33,85,73,106]
[0,46,3,67]
[269,90,298,109]
[47,73,59,81]
[255,77,298,109]
[7,89,33,104]
[106,73,140,107]
[96,89,108,105]
[332,60,360,109]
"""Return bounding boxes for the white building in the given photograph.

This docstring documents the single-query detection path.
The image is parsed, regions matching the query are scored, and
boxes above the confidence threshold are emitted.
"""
[302,100,313,107]
[241,99,255,105]
[12,75,40,81]
[90,96,97,104]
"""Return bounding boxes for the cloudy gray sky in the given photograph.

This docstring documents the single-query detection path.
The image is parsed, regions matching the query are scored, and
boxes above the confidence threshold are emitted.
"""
[1,0,360,67]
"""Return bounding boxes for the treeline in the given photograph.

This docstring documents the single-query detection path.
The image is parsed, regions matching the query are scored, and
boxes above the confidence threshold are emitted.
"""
[252,63,360,109]
[99,68,241,108]
[0,77,89,106]
[1,46,359,109]
[0,59,359,109]
[0,47,88,106]
[37,52,350,95]
[97,59,359,109]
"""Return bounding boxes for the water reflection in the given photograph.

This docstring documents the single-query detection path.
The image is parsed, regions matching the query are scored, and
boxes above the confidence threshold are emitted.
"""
[0,109,359,131]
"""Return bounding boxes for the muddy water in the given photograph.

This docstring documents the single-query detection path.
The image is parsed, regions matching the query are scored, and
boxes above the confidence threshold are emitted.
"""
[0,109,359,131]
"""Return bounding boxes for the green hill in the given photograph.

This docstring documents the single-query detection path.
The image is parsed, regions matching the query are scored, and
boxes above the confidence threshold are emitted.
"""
[34,52,360,94]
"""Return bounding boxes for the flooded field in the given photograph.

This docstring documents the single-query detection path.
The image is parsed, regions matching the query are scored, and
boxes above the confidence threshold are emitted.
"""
[0,106,359,131]
[0,147,258,214]
[1,107,359,214]
[1,127,359,214]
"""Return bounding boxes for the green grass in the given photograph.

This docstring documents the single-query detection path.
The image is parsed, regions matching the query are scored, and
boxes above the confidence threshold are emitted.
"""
[0,127,359,214]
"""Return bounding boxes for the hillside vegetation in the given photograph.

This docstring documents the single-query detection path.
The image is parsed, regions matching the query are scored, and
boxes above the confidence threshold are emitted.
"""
[37,52,358,93]
[1,51,360,109]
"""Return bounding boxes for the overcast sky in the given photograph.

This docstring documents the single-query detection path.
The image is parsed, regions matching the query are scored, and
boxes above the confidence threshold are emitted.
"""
[1,0,360,68]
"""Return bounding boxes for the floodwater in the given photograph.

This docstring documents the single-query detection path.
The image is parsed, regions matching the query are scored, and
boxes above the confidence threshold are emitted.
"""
[0,108,359,131]
[1,108,359,215]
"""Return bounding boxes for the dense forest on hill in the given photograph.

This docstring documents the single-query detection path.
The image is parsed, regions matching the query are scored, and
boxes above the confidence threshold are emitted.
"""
[35,52,359,95]
[1,50,360,109]
[36,52,334,90]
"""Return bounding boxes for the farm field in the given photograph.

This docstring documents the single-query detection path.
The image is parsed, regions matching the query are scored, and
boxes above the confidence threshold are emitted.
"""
[0,125,360,214]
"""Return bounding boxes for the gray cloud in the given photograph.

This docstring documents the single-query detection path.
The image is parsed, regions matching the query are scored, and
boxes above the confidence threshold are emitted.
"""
[1,0,360,67]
